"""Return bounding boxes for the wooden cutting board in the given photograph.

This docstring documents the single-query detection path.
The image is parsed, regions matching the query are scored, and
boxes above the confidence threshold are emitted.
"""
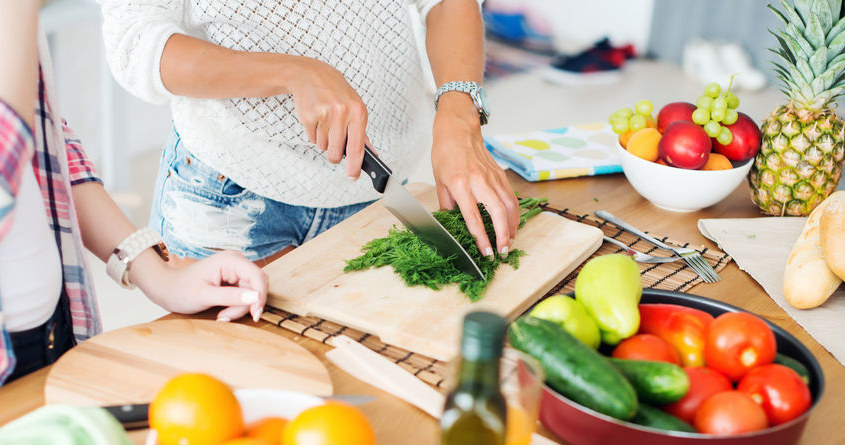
[265,184,602,361]
[44,319,333,406]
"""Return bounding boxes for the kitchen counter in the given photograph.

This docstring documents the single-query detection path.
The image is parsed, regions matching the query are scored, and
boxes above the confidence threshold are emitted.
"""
[1,171,843,444]
[2,61,843,444]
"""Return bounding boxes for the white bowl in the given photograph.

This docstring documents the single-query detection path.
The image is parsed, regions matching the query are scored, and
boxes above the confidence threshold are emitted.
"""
[146,389,323,445]
[616,141,753,212]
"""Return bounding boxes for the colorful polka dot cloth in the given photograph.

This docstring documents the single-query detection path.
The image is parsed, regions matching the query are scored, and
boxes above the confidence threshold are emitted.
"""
[484,123,623,181]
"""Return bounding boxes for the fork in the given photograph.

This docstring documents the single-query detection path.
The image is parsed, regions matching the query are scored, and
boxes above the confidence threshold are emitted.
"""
[602,236,681,264]
[595,210,721,283]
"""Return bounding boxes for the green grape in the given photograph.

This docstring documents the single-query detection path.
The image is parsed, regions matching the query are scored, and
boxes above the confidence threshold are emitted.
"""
[692,108,710,125]
[723,91,740,109]
[712,97,728,111]
[704,121,722,138]
[634,100,654,116]
[723,109,739,125]
[696,95,714,109]
[711,108,726,122]
[716,127,733,145]
[615,108,635,118]
[704,82,722,98]
[629,115,647,132]
[611,116,630,134]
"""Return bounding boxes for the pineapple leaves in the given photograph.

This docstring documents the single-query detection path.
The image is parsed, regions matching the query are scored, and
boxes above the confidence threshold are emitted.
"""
[827,30,845,60]
[766,0,804,32]
[804,14,826,49]
[812,0,833,32]
[779,1,806,31]
[821,55,845,84]
[810,46,828,76]
[797,57,816,83]
[830,0,844,20]
[812,75,828,95]
[785,24,815,57]
[794,0,815,24]
[772,31,798,64]
[827,16,845,46]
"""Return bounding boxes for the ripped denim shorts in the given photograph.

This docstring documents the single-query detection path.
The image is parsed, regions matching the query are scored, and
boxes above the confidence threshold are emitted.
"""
[149,128,373,261]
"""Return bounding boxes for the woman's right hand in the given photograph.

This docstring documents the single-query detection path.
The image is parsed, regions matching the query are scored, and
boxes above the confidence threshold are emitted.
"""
[287,57,369,179]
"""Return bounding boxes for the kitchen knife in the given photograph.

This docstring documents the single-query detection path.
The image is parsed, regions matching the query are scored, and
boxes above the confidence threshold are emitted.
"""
[360,146,485,281]
[102,394,376,430]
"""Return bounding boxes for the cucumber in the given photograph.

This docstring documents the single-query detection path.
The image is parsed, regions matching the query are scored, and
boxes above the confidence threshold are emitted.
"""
[774,353,811,385]
[630,403,696,433]
[509,316,638,420]
[608,358,689,405]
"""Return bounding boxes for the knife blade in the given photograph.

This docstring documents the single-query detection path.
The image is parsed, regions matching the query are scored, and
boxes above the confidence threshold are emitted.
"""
[102,394,376,430]
[360,146,485,281]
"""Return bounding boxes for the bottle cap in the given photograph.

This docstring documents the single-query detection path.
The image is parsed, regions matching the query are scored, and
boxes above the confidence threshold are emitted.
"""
[460,311,506,361]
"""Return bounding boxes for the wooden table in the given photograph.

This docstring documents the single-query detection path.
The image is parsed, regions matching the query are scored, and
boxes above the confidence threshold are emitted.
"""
[1,172,842,445]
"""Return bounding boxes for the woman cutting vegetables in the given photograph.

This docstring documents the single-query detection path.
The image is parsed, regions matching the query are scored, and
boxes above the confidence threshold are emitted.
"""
[99,0,519,266]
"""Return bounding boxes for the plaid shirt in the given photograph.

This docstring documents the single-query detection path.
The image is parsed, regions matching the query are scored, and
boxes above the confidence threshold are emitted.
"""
[0,66,102,384]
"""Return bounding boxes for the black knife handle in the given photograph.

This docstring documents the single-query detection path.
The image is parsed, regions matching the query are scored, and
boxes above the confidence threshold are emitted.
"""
[360,145,392,193]
[103,403,149,430]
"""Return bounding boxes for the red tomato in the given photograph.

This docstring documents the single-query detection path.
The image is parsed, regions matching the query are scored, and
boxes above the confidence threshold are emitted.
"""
[737,364,812,425]
[611,334,681,365]
[704,312,776,381]
[663,367,732,423]
[694,391,769,435]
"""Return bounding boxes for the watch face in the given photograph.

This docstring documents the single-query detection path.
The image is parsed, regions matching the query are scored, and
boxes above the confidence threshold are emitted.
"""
[478,88,491,117]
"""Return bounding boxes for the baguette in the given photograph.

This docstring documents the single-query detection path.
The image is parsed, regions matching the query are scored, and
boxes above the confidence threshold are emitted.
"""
[783,196,842,309]
[820,191,845,281]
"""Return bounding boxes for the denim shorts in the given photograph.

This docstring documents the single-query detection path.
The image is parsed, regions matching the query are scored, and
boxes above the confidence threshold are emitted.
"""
[149,128,374,261]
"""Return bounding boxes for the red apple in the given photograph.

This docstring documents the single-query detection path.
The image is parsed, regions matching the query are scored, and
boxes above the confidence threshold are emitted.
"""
[658,121,711,169]
[657,102,696,133]
[713,112,762,162]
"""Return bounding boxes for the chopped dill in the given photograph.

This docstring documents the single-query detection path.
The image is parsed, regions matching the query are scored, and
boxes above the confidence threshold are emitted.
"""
[344,197,547,301]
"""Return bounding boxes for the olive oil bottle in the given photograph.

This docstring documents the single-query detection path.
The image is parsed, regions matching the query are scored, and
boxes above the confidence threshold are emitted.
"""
[440,311,507,445]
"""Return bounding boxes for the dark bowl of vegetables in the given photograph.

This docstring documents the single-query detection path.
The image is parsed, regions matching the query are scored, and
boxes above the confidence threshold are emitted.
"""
[513,288,824,445]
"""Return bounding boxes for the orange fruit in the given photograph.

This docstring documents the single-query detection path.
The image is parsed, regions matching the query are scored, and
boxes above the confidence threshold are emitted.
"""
[618,130,636,148]
[700,153,733,170]
[645,116,658,129]
[626,128,662,162]
[656,158,668,166]
[246,417,288,445]
[150,373,244,445]
[283,402,375,445]
[222,439,272,445]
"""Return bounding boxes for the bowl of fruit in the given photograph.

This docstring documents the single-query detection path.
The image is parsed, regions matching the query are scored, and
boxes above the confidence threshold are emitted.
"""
[512,255,823,445]
[610,82,762,212]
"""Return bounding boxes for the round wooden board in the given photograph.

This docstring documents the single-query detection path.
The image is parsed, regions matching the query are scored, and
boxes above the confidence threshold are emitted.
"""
[44,319,333,405]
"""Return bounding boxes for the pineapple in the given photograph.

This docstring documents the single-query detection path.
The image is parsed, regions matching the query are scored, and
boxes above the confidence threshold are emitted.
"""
[749,0,845,216]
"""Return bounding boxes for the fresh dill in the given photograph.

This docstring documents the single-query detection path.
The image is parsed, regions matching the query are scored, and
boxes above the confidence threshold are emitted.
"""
[344,197,547,301]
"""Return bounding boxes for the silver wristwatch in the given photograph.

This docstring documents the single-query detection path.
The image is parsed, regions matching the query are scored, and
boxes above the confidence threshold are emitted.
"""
[106,228,170,289]
[434,81,491,125]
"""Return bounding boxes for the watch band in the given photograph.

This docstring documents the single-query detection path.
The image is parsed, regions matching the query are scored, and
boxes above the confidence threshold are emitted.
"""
[434,81,490,125]
[106,228,169,289]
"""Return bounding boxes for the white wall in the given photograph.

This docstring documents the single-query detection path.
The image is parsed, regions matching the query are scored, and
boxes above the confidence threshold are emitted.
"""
[43,0,172,192]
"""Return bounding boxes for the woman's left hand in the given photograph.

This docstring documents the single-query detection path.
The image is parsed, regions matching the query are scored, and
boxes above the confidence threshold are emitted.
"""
[430,94,519,258]
[133,250,269,322]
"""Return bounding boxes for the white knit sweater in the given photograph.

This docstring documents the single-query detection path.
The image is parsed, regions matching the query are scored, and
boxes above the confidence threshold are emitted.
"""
[100,0,461,207]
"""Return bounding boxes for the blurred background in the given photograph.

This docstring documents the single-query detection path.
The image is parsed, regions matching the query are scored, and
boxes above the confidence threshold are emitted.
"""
[39,0,843,330]
[43,0,789,201]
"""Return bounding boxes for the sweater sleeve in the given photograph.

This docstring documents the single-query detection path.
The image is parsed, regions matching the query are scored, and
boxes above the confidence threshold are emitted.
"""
[412,0,484,24]
[99,0,186,104]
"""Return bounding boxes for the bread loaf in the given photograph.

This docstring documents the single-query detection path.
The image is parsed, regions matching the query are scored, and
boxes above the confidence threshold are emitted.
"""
[820,191,845,281]
[783,196,842,309]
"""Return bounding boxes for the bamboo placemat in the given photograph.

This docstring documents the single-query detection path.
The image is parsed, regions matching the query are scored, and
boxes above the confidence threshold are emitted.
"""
[261,205,731,389]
